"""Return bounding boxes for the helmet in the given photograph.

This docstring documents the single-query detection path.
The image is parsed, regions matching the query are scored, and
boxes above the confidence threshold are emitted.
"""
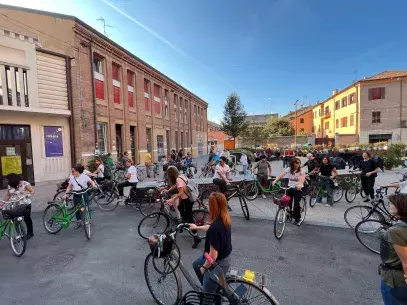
[280,195,291,207]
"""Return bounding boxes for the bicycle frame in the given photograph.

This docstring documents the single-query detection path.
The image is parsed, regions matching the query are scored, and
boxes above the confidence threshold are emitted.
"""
[52,195,87,228]
[0,218,11,239]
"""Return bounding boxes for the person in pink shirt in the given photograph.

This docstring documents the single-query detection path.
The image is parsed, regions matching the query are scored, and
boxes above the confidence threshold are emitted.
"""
[213,156,232,194]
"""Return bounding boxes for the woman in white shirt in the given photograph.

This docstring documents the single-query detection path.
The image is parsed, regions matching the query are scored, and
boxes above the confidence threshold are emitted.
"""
[118,159,139,199]
[3,173,35,239]
[64,165,95,229]
[93,158,105,183]
[272,157,306,226]
[240,152,248,176]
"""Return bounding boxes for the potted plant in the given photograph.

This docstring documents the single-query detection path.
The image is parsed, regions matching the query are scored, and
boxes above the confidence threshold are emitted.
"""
[383,155,401,170]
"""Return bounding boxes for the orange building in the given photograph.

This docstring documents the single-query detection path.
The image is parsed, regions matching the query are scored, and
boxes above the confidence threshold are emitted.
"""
[282,105,314,135]
[207,121,235,150]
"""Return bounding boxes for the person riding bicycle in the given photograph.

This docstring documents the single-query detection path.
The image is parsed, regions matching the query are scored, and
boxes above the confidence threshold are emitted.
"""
[213,156,232,195]
[382,180,407,194]
[272,157,305,226]
[93,158,105,184]
[145,152,152,178]
[378,193,407,304]
[164,166,201,248]
[303,153,320,175]
[184,152,197,174]
[2,173,35,240]
[64,164,96,229]
[189,192,232,293]
[210,151,221,174]
[118,159,139,201]
[316,156,337,207]
[253,155,272,199]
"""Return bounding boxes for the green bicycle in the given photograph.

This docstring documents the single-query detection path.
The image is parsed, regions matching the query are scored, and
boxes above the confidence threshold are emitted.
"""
[309,176,343,207]
[43,189,92,240]
[0,198,27,257]
[243,175,281,200]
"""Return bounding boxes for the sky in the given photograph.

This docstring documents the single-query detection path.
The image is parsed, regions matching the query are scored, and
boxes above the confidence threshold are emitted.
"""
[1,0,407,123]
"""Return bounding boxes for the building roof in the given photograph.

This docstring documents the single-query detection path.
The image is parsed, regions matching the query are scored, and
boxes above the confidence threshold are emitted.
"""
[364,70,407,81]
[245,114,278,125]
[281,105,314,119]
[0,4,207,105]
[208,120,220,128]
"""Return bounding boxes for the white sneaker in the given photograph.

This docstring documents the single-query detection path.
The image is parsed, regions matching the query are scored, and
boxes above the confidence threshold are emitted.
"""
[325,204,332,207]
[261,194,266,199]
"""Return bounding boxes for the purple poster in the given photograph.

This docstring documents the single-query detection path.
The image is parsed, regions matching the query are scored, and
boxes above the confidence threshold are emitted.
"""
[44,126,64,157]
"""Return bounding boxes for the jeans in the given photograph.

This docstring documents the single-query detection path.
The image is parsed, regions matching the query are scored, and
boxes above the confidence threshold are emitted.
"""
[145,163,151,178]
[381,280,407,305]
[73,192,89,221]
[316,178,334,205]
[361,175,375,199]
[286,188,302,221]
[193,255,231,293]
[118,181,138,197]
[242,164,248,176]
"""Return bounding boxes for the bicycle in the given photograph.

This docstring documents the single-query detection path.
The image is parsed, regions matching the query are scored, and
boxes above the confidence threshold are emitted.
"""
[273,186,307,239]
[152,163,160,178]
[344,170,367,203]
[199,180,251,220]
[344,187,394,230]
[43,188,92,240]
[355,218,391,255]
[144,223,279,305]
[308,175,343,207]
[199,163,213,178]
[243,175,281,200]
[0,197,28,257]
[138,194,209,240]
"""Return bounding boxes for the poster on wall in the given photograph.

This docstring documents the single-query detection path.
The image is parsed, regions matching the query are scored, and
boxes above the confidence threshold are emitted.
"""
[1,156,22,175]
[44,126,64,157]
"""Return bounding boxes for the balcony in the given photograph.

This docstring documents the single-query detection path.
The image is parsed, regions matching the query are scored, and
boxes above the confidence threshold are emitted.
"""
[322,111,331,118]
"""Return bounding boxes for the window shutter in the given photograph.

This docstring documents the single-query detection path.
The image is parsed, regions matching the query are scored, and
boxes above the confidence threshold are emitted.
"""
[112,65,119,81]
[127,72,133,86]
[145,97,150,111]
[113,86,120,104]
[95,79,104,100]
[128,91,134,108]
[368,89,373,100]
[381,87,385,99]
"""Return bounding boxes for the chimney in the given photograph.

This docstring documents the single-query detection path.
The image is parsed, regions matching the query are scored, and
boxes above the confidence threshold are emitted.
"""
[332,89,338,96]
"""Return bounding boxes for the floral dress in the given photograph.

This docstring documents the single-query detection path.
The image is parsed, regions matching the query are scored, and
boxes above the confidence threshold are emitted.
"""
[8,181,31,206]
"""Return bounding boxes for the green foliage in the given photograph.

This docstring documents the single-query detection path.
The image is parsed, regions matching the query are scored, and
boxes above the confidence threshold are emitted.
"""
[241,126,267,146]
[298,130,308,136]
[220,93,248,141]
[381,143,406,169]
[263,117,295,137]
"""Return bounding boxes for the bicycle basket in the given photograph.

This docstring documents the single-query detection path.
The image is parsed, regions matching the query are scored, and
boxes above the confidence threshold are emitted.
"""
[178,291,222,305]
[2,204,28,220]
[148,234,173,258]
[280,195,291,207]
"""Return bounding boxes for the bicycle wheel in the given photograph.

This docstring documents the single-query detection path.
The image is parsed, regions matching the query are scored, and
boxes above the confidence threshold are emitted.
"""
[43,204,64,234]
[273,207,286,239]
[244,181,259,201]
[138,212,170,239]
[9,221,27,257]
[53,189,73,205]
[333,185,343,203]
[83,207,91,240]
[355,219,389,254]
[194,190,210,210]
[95,190,119,211]
[344,205,385,229]
[239,195,250,220]
[192,209,209,239]
[298,197,307,225]
[345,185,357,203]
[225,278,278,305]
[137,168,145,182]
[139,198,161,216]
[144,253,182,305]
[308,188,318,207]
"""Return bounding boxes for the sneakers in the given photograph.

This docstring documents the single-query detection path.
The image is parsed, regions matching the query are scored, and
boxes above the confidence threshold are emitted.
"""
[26,232,34,240]
[192,236,202,249]
[74,222,82,229]
[363,198,371,203]
[325,204,332,207]
[261,194,267,199]
[293,220,301,226]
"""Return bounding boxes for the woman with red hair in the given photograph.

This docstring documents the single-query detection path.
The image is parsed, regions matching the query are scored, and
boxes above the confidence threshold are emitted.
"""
[189,192,232,293]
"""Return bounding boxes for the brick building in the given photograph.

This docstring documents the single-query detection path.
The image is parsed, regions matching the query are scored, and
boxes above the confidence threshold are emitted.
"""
[0,4,208,169]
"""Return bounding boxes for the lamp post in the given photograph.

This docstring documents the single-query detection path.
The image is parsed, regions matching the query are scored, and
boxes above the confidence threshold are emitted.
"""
[294,100,299,147]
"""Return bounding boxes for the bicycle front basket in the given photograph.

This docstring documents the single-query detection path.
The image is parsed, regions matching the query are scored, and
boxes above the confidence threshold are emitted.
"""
[2,204,28,220]
[178,291,222,305]
[148,234,173,258]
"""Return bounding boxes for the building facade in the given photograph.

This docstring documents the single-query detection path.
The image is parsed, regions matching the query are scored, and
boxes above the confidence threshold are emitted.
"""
[281,105,314,135]
[244,114,278,128]
[207,120,234,151]
[0,26,72,188]
[0,5,208,175]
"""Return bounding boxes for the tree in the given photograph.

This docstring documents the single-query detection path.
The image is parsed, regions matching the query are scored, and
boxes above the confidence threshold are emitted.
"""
[263,117,295,137]
[220,92,248,147]
[241,126,266,147]
[298,130,308,136]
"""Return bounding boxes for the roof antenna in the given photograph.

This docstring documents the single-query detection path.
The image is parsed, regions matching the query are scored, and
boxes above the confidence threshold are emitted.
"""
[97,17,113,36]
[352,70,358,83]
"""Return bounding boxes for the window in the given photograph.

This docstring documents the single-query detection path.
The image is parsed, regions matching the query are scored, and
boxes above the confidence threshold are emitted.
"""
[164,90,169,118]
[146,128,152,152]
[300,118,304,124]
[349,93,355,104]
[336,119,339,129]
[350,114,355,126]
[324,106,329,115]
[300,128,304,132]
[318,109,321,117]
[44,126,64,157]
[335,100,340,110]
[112,64,121,104]
[93,54,103,74]
[341,117,348,127]
[97,122,108,153]
[369,87,385,100]
[312,126,315,133]
[324,121,329,130]
[144,79,150,111]
[372,111,381,123]
[174,94,178,120]
[184,101,188,124]
[179,97,183,122]
[341,96,347,107]
[127,71,134,108]
[154,84,161,115]
[181,131,184,149]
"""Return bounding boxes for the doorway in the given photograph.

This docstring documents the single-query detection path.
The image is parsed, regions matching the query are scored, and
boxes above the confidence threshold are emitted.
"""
[157,135,164,162]
[115,124,123,159]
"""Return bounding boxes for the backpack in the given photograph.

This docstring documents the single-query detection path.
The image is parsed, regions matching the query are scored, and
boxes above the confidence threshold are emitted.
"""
[372,155,384,172]
[178,175,199,202]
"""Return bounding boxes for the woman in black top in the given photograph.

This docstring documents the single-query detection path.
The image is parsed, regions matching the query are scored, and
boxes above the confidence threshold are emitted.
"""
[190,192,232,293]
[316,157,337,207]
[360,152,381,202]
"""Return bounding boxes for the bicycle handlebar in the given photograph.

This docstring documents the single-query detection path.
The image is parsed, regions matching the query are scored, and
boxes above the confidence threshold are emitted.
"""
[68,188,92,195]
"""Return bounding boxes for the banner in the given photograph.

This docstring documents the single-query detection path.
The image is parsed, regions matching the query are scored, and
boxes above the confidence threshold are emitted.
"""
[44,126,64,157]
[1,156,22,175]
